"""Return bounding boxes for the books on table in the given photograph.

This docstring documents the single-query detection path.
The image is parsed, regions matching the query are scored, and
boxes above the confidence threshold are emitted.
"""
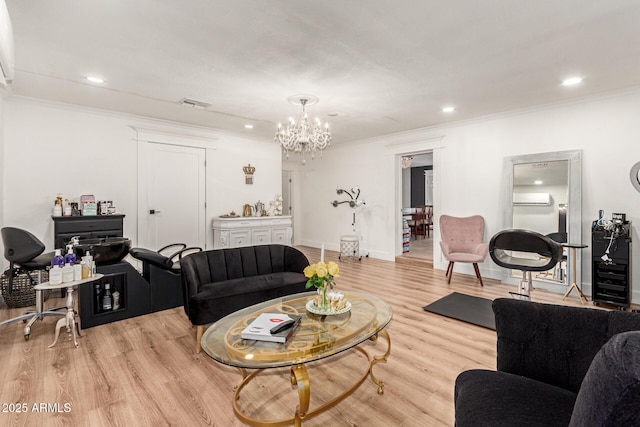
[241,313,302,343]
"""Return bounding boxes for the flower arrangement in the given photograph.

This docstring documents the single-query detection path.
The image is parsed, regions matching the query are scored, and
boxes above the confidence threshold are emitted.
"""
[304,261,340,311]
[304,261,339,291]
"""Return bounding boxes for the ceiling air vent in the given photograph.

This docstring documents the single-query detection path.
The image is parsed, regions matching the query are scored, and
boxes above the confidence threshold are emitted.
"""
[180,98,211,109]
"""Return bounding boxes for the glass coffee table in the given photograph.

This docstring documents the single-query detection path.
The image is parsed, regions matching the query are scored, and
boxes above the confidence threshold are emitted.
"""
[201,291,392,426]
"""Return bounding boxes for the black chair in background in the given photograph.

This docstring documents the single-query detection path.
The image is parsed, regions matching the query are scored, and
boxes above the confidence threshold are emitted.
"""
[129,243,202,312]
[489,229,563,299]
[0,227,65,339]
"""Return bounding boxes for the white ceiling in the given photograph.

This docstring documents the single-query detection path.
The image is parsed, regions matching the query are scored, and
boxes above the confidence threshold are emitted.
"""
[5,1,640,144]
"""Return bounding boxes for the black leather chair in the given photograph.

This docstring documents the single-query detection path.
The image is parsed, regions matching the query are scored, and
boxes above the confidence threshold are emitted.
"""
[489,229,563,299]
[546,232,568,281]
[129,243,202,312]
[0,227,65,339]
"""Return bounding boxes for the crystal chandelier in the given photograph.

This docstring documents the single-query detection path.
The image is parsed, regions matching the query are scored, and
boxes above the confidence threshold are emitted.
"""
[401,156,413,169]
[275,95,332,164]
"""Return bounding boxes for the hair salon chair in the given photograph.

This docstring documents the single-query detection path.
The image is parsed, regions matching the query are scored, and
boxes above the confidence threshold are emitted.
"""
[0,227,66,339]
[129,243,202,312]
[489,229,563,299]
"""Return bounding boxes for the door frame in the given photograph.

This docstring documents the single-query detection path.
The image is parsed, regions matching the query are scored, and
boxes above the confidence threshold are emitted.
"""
[133,127,217,250]
[387,134,444,258]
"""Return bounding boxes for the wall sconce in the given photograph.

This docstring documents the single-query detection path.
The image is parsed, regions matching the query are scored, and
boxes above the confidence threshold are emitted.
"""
[243,164,256,184]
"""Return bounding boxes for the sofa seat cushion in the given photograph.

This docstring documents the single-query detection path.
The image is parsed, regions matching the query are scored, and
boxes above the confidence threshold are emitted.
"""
[455,369,576,427]
[188,272,307,325]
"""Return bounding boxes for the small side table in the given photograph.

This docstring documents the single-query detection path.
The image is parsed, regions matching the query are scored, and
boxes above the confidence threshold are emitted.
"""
[34,274,103,348]
[562,243,588,304]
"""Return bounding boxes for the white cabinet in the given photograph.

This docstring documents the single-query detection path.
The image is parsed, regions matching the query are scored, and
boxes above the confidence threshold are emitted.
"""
[212,216,292,249]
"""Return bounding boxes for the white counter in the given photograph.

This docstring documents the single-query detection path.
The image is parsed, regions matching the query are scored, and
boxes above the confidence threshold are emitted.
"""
[212,216,292,248]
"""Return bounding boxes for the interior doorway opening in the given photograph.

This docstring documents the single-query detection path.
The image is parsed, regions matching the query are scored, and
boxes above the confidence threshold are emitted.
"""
[399,151,434,266]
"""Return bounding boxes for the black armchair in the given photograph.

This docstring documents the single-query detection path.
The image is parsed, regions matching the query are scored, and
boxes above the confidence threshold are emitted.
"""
[454,298,640,426]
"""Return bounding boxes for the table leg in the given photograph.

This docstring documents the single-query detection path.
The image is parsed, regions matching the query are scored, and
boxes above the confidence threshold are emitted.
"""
[368,330,391,395]
[562,247,587,304]
[290,364,310,427]
[48,286,79,348]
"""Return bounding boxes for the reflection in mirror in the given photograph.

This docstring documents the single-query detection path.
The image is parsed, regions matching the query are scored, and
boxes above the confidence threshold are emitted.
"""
[513,160,569,284]
[502,150,582,291]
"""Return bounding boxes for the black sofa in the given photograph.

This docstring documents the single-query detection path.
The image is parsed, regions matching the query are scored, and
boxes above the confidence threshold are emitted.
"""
[180,244,309,352]
[455,298,640,426]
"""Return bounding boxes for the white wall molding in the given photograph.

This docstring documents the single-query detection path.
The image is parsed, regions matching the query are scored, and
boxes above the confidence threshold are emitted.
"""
[131,126,219,149]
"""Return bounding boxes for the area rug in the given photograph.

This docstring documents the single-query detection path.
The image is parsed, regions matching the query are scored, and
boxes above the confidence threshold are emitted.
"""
[423,292,495,330]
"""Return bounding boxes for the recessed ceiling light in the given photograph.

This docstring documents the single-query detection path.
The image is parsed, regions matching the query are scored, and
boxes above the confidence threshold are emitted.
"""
[85,76,105,83]
[562,77,582,86]
[442,106,455,113]
[534,180,543,185]
[244,124,254,129]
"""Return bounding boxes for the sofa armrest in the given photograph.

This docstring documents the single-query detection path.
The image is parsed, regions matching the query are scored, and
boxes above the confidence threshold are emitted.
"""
[283,245,310,273]
[493,298,640,393]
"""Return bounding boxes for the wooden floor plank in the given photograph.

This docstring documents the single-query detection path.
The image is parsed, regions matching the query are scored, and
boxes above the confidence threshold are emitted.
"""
[0,246,628,426]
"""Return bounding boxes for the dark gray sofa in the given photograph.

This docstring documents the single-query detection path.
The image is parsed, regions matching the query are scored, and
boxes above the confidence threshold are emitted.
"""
[454,298,640,426]
[180,244,309,352]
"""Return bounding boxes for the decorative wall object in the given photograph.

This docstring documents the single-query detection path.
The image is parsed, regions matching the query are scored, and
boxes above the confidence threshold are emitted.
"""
[243,164,255,184]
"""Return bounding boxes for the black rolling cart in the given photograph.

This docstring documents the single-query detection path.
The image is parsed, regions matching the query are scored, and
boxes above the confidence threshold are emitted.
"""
[591,216,631,309]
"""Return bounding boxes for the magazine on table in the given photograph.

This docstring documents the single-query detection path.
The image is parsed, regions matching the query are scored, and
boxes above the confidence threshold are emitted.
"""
[241,313,302,343]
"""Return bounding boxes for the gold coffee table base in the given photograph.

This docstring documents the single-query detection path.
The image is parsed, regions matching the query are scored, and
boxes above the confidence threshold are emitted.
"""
[232,330,391,427]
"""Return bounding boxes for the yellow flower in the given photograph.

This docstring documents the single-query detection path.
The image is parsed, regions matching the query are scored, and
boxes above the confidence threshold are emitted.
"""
[303,265,316,278]
[315,263,328,278]
[327,261,339,276]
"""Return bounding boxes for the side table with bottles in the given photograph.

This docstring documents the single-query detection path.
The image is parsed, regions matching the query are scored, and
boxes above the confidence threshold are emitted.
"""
[34,274,103,348]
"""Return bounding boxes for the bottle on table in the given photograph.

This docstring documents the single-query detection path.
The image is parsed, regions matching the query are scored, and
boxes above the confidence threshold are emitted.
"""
[102,283,112,311]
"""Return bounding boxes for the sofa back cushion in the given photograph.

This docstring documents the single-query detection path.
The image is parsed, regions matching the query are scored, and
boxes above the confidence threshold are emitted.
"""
[494,298,640,393]
[569,331,640,426]
[180,245,309,315]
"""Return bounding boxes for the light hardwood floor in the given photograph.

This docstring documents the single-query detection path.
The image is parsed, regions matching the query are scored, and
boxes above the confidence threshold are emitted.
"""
[0,247,619,426]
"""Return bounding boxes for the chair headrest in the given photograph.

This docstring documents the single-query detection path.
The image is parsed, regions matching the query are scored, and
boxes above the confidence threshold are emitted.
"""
[1,227,45,264]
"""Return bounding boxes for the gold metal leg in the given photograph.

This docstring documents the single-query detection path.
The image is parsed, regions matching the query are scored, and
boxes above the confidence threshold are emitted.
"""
[195,325,204,353]
[230,329,392,426]
[562,247,587,304]
[290,365,310,427]
[368,330,391,395]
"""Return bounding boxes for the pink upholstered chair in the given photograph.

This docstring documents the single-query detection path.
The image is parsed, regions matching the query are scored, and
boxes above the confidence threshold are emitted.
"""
[439,215,489,286]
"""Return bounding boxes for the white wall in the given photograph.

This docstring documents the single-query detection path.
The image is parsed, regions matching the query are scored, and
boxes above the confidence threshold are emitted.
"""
[0,93,4,269]
[295,88,640,302]
[3,97,281,251]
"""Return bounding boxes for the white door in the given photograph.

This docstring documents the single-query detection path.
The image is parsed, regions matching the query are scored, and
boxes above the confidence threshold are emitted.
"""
[145,143,206,250]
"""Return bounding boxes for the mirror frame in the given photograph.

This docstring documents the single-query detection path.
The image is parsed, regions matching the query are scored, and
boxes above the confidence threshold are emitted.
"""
[501,149,582,288]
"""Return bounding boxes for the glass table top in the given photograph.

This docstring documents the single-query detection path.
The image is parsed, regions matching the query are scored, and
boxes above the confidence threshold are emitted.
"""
[201,291,393,369]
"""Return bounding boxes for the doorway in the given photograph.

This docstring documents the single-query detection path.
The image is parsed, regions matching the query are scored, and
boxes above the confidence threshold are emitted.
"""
[399,152,434,265]
[139,142,206,250]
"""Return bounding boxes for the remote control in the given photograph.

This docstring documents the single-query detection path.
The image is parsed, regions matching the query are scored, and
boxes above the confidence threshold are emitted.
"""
[270,319,295,334]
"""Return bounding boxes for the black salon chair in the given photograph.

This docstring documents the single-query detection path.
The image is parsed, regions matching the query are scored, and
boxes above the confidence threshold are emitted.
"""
[489,229,563,299]
[546,232,568,281]
[0,227,65,339]
[129,244,202,312]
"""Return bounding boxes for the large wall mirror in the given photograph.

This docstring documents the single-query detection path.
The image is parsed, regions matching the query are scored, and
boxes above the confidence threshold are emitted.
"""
[501,150,582,290]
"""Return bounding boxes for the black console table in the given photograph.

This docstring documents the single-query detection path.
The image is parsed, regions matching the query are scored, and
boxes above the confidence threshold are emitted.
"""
[52,214,125,249]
